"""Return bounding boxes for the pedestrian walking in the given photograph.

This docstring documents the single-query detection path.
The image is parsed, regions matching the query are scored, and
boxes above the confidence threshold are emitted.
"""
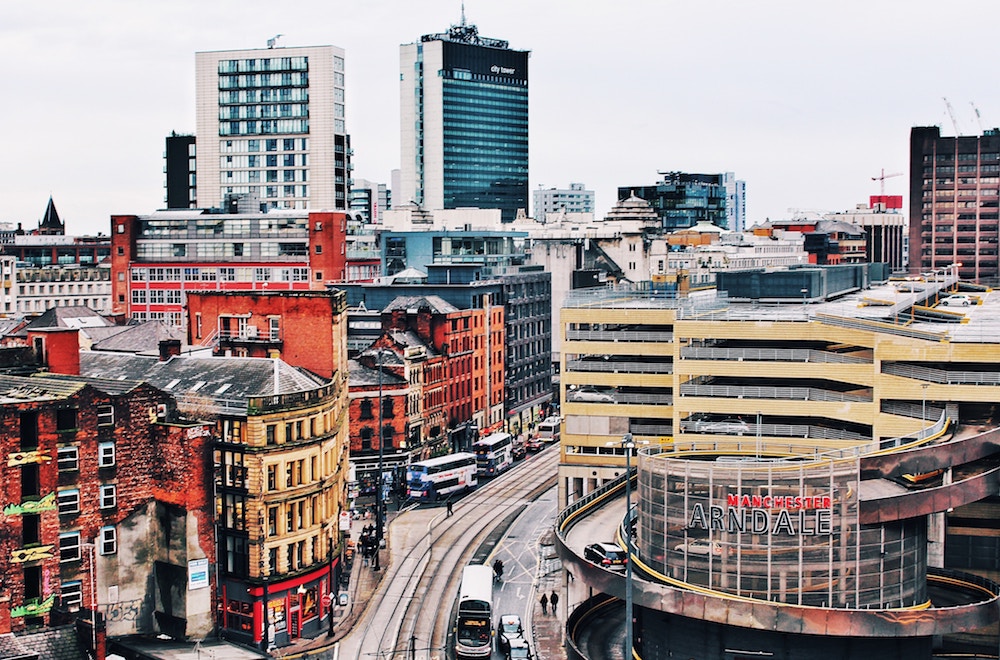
[446,500,453,517]
[549,590,559,615]
[539,593,548,614]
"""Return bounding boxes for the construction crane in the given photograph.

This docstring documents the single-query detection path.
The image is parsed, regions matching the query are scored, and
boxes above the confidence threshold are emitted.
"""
[971,102,985,133]
[871,168,903,196]
[943,97,963,136]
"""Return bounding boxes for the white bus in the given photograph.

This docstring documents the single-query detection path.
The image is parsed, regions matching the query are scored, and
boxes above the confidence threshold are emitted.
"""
[537,416,562,444]
[405,453,478,502]
[473,432,514,477]
[455,564,493,658]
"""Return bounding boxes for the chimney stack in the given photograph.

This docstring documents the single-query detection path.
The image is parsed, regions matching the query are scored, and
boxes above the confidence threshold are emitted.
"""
[159,339,182,362]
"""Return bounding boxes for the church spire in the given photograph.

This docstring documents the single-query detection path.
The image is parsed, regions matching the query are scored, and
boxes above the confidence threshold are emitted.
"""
[39,196,64,235]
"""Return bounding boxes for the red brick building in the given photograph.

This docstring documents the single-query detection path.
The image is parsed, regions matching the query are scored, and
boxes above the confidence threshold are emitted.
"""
[0,328,215,652]
[348,350,410,491]
[110,204,348,327]
[186,289,348,380]
[380,296,493,443]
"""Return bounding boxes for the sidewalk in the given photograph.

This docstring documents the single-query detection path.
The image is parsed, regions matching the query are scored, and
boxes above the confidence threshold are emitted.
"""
[532,530,568,660]
[278,516,386,658]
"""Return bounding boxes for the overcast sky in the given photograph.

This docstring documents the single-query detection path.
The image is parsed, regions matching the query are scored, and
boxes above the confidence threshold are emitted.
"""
[3,0,997,235]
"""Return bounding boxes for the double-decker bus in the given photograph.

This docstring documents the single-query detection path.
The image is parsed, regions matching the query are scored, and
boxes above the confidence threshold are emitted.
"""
[405,453,478,502]
[537,416,562,444]
[473,432,513,477]
[455,564,493,658]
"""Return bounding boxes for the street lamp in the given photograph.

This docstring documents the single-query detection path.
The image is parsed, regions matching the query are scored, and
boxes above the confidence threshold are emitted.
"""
[621,432,635,660]
[921,382,930,426]
[374,348,386,572]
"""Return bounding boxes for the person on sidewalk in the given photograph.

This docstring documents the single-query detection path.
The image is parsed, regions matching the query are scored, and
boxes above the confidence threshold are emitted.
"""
[539,593,548,614]
[446,500,453,517]
[549,590,559,615]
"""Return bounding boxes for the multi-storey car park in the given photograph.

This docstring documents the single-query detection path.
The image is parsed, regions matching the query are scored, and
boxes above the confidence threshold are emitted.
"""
[555,264,1000,659]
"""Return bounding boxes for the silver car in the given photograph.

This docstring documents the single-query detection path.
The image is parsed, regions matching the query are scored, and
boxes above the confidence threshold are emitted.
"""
[568,389,614,403]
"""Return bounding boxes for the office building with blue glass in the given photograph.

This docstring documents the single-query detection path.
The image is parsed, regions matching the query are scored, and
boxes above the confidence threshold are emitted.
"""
[399,17,529,222]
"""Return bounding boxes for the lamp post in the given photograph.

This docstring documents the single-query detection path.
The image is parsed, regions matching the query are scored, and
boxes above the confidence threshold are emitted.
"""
[921,382,929,425]
[621,432,635,660]
[327,538,335,637]
[374,348,385,572]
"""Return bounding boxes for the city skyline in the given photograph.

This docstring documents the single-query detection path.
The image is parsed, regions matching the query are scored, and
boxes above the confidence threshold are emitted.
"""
[2,0,997,235]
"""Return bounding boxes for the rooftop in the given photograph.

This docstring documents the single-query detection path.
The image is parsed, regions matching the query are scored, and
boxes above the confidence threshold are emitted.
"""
[565,273,999,343]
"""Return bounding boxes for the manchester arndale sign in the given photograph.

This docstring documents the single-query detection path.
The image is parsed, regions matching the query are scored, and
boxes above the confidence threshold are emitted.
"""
[688,493,834,536]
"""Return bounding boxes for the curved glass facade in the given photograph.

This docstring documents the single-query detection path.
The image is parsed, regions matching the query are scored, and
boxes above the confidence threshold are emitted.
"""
[638,451,928,608]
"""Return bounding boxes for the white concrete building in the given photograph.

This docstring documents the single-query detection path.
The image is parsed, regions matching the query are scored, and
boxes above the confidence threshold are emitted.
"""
[533,183,595,222]
[195,44,349,211]
[15,265,112,315]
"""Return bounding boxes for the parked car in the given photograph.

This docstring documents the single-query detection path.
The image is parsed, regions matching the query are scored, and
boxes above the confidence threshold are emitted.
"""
[584,542,628,569]
[941,294,971,307]
[693,418,749,435]
[568,388,615,403]
[507,638,533,660]
[673,539,725,556]
[496,614,525,654]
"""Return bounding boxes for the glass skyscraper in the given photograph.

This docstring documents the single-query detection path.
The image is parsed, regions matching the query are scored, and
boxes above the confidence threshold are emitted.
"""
[400,17,529,222]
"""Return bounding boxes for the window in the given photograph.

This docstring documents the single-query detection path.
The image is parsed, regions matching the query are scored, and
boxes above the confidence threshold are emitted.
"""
[57,446,79,472]
[61,580,83,611]
[56,408,77,431]
[60,532,82,562]
[98,442,116,467]
[360,399,373,420]
[99,526,117,555]
[58,489,81,515]
[22,514,40,545]
[99,484,117,509]
[267,464,277,490]
[20,411,38,449]
[268,506,278,536]
[96,405,114,427]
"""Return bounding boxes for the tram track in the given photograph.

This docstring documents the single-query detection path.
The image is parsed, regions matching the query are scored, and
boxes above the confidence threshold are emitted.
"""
[344,447,559,660]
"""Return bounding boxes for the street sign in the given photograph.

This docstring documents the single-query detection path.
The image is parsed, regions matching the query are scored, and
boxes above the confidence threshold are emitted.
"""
[321,594,332,608]
[339,511,351,531]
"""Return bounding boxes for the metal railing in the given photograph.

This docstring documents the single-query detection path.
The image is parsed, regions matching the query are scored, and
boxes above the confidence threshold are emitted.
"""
[562,287,684,310]
[566,329,674,343]
[881,400,946,420]
[629,424,674,436]
[565,360,673,374]
[815,313,949,342]
[616,393,674,405]
[679,346,870,365]
[678,420,868,441]
[678,383,872,403]
[882,362,1000,386]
